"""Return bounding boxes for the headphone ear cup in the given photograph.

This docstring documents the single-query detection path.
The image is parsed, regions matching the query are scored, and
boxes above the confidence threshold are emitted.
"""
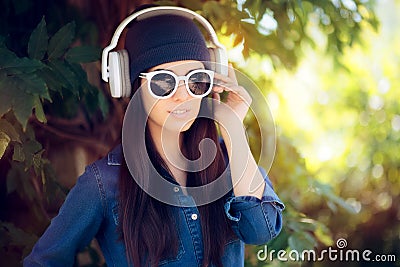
[108,50,131,98]
[108,52,122,98]
[119,50,132,97]
[208,48,228,76]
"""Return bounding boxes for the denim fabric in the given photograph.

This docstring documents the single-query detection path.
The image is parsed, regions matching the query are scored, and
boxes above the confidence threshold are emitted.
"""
[24,145,284,267]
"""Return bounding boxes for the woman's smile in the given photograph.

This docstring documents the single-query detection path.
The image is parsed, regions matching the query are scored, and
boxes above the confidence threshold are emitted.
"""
[169,108,191,118]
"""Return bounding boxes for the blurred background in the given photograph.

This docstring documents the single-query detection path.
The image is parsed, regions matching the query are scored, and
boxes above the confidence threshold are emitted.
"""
[0,0,398,266]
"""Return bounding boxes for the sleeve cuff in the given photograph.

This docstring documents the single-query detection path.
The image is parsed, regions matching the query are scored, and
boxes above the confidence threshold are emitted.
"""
[224,167,284,222]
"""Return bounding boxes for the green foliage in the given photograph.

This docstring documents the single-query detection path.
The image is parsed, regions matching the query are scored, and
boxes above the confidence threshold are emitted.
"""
[0,17,106,128]
[47,22,76,60]
[169,0,378,69]
[0,112,66,263]
[0,2,106,264]
[28,17,48,60]
[261,2,400,265]
[0,221,38,266]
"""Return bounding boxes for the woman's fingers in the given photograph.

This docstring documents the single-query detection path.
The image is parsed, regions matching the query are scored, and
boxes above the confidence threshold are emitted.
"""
[212,64,252,105]
[214,72,234,86]
[212,85,224,93]
[213,81,251,104]
[213,64,238,85]
[212,85,252,106]
[212,92,220,102]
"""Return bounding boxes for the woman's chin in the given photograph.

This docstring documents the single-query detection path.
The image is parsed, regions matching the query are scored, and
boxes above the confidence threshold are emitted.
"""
[163,118,195,133]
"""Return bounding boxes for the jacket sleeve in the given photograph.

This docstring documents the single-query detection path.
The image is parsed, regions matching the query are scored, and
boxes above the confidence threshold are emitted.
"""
[23,164,104,266]
[224,166,285,245]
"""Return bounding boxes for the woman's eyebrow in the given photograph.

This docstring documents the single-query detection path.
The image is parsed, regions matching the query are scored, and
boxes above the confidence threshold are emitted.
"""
[152,68,205,75]
[183,69,204,75]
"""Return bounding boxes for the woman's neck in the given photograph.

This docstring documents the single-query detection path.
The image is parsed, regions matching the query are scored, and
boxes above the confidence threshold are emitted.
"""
[148,121,187,186]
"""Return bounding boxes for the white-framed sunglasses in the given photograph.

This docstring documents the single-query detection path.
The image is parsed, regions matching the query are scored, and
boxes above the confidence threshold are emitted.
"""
[139,69,214,99]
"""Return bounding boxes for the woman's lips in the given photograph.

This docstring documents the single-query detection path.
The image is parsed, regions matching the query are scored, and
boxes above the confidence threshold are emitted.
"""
[169,109,191,119]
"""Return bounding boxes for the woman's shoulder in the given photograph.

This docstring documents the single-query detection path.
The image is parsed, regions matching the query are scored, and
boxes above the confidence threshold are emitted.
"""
[81,144,122,197]
[91,144,123,172]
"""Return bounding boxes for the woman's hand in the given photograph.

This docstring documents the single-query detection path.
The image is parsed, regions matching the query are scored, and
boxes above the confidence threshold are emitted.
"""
[212,64,252,126]
[211,64,265,199]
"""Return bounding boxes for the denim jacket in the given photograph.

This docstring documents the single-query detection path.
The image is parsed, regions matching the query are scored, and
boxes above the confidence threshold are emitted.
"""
[24,145,284,267]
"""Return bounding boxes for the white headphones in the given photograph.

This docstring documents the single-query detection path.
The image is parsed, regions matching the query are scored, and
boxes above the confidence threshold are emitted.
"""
[101,6,228,98]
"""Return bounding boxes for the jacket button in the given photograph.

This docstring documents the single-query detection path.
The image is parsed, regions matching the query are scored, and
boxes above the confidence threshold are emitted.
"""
[173,186,179,192]
[191,213,198,220]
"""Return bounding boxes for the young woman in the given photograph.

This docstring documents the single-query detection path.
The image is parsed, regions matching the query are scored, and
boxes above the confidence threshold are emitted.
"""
[24,5,284,267]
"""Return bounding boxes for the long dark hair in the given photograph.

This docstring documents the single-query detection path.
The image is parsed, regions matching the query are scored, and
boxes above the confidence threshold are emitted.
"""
[119,79,234,267]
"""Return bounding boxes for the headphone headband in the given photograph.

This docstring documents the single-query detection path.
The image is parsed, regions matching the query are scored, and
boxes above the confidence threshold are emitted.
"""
[101,6,225,82]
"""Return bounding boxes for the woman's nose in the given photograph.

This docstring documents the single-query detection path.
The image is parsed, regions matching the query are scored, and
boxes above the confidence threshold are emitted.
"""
[172,80,190,101]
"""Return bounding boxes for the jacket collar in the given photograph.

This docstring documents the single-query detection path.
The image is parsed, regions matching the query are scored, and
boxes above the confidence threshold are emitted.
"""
[107,144,122,166]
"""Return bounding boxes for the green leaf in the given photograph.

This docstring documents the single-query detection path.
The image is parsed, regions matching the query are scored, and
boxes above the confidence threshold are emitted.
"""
[12,143,25,162]
[266,227,289,251]
[0,132,11,158]
[0,98,11,118]
[16,58,46,73]
[0,74,49,129]
[0,119,21,142]
[0,75,37,129]
[312,180,357,213]
[288,232,317,252]
[14,74,48,97]
[0,47,18,66]
[287,220,316,232]
[22,140,42,170]
[33,95,46,123]
[66,61,90,92]
[314,223,333,246]
[47,60,79,95]
[0,56,45,75]
[28,17,48,60]
[48,21,76,60]
[13,93,35,130]
[36,67,62,93]
[32,150,44,176]
[23,139,42,156]
[297,0,304,13]
[65,46,101,63]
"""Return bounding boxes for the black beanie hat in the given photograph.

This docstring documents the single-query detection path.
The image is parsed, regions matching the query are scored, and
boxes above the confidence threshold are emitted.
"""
[125,13,211,82]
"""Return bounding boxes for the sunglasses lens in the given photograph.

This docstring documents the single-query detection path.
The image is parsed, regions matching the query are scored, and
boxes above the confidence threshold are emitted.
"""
[150,72,176,97]
[188,71,212,96]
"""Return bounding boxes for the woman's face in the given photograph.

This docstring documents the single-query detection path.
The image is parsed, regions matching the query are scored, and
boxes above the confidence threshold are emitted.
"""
[140,60,205,134]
